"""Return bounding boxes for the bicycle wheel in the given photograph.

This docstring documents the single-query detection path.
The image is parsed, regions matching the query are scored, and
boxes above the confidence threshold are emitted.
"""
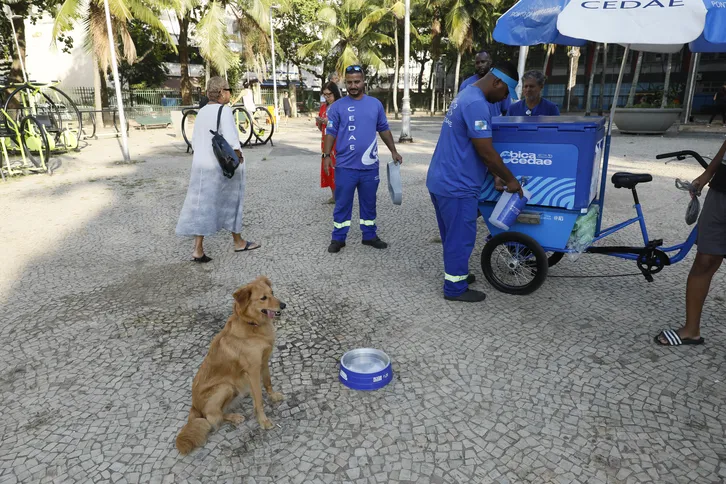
[252,107,274,144]
[233,107,253,147]
[181,109,197,151]
[46,86,82,148]
[19,115,51,170]
[5,84,80,151]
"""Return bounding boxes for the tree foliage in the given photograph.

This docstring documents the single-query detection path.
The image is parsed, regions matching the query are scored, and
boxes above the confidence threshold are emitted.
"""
[118,20,174,88]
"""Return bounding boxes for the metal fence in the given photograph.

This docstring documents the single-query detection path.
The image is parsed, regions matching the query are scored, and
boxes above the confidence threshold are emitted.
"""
[65,87,201,109]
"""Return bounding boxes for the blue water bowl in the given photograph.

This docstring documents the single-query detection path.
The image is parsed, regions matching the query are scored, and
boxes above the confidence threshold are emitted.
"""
[339,348,393,391]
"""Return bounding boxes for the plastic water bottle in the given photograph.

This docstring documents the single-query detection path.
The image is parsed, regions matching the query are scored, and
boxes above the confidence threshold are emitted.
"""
[489,184,532,230]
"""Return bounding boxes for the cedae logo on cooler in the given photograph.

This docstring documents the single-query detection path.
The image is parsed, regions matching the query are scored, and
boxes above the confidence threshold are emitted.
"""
[501,150,553,166]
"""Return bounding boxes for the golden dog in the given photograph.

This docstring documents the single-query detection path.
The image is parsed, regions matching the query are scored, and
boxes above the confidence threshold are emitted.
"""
[176,276,286,455]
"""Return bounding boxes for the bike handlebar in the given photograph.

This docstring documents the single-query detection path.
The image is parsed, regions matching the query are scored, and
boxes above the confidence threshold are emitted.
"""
[656,150,709,169]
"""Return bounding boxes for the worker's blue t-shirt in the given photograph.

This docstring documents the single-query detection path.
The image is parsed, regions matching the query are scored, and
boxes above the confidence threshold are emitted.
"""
[507,98,560,116]
[325,95,390,170]
[459,77,511,116]
[459,74,480,91]
[426,86,495,198]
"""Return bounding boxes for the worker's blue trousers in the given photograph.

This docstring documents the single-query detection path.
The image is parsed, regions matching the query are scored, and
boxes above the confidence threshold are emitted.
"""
[430,193,478,297]
[332,167,379,241]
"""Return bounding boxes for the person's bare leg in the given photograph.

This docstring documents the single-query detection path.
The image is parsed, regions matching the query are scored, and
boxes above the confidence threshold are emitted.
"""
[232,233,246,251]
[659,252,723,343]
[682,253,723,338]
[193,236,204,258]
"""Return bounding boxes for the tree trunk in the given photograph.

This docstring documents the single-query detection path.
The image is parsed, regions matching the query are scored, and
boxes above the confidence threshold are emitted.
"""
[179,14,192,105]
[542,44,553,73]
[598,44,608,115]
[93,55,103,130]
[453,51,462,96]
[626,51,644,107]
[661,53,672,108]
[205,59,211,86]
[585,44,600,116]
[392,20,400,116]
[565,47,581,112]
[429,60,436,115]
[6,5,26,107]
[418,59,427,93]
[99,68,111,125]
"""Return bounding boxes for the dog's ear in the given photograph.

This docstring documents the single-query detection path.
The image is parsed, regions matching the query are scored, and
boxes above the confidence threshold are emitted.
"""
[256,276,272,288]
[233,286,252,307]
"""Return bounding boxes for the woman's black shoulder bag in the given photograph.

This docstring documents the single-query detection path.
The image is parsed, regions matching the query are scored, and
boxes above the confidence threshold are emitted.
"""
[210,105,240,179]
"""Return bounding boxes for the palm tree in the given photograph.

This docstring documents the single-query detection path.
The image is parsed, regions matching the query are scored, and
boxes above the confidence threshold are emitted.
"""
[195,1,239,77]
[299,0,393,78]
[445,0,501,95]
[445,0,472,95]
[565,46,581,111]
[358,0,413,114]
[53,0,178,118]
[626,51,644,107]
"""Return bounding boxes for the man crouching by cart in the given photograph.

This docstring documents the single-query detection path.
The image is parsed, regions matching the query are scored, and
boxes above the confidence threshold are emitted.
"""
[655,139,726,346]
[426,61,523,302]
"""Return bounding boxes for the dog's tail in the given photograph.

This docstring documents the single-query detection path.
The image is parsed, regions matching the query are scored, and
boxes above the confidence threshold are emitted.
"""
[176,408,212,455]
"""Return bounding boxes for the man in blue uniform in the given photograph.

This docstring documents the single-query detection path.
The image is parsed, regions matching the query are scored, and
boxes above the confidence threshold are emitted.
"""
[323,65,403,253]
[506,70,560,117]
[427,61,523,302]
[460,51,512,116]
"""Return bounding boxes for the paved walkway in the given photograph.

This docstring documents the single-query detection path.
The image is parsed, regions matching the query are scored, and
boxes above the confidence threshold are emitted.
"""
[1,117,725,484]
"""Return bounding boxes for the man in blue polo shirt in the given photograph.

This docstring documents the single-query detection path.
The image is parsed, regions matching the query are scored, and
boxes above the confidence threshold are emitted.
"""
[460,51,512,116]
[323,65,403,253]
[506,70,560,117]
[427,61,523,302]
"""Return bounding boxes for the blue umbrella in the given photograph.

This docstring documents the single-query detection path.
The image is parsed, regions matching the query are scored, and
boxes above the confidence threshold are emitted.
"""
[496,0,726,49]
[493,0,586,46]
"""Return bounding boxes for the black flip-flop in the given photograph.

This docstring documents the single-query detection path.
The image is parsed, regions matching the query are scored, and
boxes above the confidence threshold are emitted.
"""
[654,329,704,346]
[235,241,261,252]
[192,254,212,263]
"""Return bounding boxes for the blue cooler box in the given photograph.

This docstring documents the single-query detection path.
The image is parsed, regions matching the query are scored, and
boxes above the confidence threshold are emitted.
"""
[480,116,606,211]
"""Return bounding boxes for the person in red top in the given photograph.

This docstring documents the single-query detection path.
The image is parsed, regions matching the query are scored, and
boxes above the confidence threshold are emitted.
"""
[316,82,342,203]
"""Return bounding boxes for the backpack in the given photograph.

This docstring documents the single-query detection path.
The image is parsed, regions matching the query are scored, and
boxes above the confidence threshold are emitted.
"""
[210,105,240,179]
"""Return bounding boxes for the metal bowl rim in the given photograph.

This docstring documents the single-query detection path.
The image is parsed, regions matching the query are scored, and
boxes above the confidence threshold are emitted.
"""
[340,347,391,372]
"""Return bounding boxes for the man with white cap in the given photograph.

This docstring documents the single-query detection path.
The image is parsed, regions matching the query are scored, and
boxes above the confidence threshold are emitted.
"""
[427,61,523,302]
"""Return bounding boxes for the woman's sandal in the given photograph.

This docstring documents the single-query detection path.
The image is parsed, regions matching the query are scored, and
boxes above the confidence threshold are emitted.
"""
[192,254,212,263]
[235,241,261,252]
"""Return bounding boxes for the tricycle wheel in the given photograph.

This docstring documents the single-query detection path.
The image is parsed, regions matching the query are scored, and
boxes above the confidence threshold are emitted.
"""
[481,232,549,295]
[547,252,565,267]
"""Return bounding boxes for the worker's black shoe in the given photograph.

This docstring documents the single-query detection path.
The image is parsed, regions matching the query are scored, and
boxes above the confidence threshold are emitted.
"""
[444,289,487,302]
[362,237,388,249]
[466,274,475,284]
[328,240,346,253]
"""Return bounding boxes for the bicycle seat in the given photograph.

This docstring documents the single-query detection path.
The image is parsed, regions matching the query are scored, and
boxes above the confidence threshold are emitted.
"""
[611,172,653,189]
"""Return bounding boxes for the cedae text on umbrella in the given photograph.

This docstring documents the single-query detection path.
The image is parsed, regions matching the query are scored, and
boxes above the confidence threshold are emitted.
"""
[581,0,684,8]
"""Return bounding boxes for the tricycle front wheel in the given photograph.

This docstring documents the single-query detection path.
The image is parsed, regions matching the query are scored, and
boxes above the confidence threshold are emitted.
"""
[481,232,549,295]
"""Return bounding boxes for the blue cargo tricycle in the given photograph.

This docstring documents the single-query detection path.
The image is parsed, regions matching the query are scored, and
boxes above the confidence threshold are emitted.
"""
[478,116,709,295]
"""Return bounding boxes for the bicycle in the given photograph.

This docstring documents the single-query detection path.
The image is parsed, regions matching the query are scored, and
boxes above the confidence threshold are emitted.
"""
[478,150,710,295]
[0,108,51,178]
[2,80,83,152]
[181,102,274,153]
